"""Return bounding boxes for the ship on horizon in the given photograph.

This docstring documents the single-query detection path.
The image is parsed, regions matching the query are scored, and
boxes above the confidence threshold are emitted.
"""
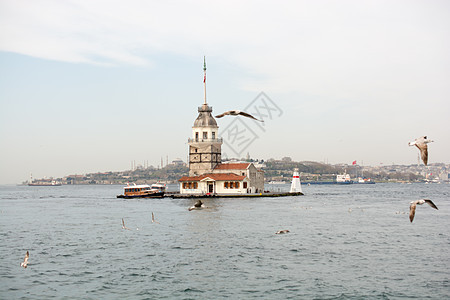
[27,174,61,186]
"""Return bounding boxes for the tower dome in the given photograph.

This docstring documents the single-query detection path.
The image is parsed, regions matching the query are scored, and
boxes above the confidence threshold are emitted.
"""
[193,104,218,128]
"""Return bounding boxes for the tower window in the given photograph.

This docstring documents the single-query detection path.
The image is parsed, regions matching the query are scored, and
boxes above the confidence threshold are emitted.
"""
[195,132,199,141]
[212,132,216,139]
[203,132,208,139]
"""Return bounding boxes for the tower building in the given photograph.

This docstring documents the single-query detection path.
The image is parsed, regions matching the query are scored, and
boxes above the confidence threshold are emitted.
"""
[188,57,223,176]
[179,57,264,195]
[188,103,223,176]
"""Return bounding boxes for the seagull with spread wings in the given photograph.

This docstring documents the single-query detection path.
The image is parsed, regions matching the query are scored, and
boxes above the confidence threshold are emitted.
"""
[215,110,264,122]
[409,199,438,223]
[408,136,434,166]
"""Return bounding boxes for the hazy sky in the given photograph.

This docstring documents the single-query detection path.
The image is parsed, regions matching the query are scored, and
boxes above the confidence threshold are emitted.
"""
[1,0,449,184]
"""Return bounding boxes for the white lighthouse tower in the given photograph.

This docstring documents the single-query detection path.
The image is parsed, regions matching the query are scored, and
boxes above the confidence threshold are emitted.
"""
[290,168,303,193]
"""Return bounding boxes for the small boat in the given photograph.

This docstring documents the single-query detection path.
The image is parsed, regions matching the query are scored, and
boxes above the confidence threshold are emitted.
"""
[268,180,286,184]
[117,183,165,198]
[354,177,375,184]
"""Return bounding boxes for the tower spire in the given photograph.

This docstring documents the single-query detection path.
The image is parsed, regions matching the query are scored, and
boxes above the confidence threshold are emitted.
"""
[203,56,207,105]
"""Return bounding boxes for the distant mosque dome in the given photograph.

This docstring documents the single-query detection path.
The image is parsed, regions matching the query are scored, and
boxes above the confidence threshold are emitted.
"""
[193,104,218,128]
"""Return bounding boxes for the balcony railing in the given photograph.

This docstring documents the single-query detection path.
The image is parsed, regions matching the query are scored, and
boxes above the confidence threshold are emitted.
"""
[188,138,223,143]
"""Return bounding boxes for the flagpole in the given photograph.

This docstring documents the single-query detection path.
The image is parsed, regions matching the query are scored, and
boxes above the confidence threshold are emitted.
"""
[203,56,207,105]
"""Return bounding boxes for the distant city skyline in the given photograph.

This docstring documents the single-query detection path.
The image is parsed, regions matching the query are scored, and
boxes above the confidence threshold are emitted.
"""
[1,0,449,184]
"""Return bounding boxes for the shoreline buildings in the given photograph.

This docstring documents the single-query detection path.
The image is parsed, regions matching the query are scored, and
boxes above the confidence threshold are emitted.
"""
[178,58,264,195]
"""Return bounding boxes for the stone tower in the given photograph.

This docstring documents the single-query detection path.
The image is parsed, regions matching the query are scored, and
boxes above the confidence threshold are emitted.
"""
[188,57,222,176]
[188,103,222,176]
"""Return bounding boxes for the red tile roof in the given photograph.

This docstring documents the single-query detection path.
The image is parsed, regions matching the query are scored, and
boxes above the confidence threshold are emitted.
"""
[214,163,250,170]
[179,173,246,182]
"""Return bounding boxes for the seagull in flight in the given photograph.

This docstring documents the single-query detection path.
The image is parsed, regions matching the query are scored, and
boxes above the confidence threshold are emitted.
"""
[215,110,264,122]
[152,212,159,224]
[122,218,131,230]
[409,199,438,223]
[408,136,434,166]
[188,200,205,211]
[20,251,29,268]
[275,230,290,234]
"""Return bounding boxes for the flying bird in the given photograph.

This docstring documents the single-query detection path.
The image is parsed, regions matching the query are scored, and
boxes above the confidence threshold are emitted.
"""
[122,218,131,230]
[215,110,264,122]
[152,212,159,224]
[275,230,290,234]
[20,251,29,268]
[188,200,205,211]
[409,199,438,223]
[408,136,434,166]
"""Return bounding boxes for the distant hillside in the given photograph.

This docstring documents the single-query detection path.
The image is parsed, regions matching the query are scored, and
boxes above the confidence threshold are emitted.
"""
[33,158,446,185]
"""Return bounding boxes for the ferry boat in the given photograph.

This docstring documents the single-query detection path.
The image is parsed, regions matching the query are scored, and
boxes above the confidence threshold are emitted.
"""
[336,173,353,184]
[117,183,166,198]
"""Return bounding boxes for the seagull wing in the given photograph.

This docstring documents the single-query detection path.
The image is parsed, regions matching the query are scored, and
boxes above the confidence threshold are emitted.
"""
[152,212,159,223]
[409,202,417,222]
[415,143,428,165]
[21,251,29,267]
[122,218,130,229]
[215,111,230,118]
[238,111,263,122]
[424,199,438,210]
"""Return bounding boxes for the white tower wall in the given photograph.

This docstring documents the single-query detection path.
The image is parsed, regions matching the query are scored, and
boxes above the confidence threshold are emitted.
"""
[290,168,303,193]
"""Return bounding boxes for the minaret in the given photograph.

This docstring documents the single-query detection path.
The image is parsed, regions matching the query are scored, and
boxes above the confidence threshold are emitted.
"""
[188,57,223,176]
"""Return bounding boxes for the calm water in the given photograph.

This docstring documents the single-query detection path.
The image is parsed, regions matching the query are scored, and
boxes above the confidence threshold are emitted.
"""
[1,183,449,299]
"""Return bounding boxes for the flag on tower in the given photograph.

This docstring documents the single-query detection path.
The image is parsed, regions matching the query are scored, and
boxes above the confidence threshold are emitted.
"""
[203,56,206,83]
[352,160,357,165]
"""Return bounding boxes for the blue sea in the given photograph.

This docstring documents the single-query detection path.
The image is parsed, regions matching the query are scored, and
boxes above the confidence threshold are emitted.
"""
[1,183,449,299]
